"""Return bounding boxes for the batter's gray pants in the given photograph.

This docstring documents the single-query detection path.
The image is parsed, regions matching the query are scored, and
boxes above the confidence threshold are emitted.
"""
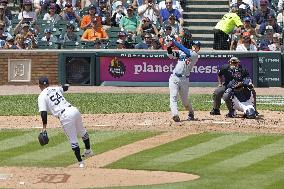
[169,75,193,116]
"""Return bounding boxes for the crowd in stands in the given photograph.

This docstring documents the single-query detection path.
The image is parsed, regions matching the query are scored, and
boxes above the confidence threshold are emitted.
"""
[215,0,284,51]
[1,0,283,51]
[0,0,190,50]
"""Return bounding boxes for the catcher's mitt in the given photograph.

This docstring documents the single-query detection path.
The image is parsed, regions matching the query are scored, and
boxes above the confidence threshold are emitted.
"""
[38,131,49,146]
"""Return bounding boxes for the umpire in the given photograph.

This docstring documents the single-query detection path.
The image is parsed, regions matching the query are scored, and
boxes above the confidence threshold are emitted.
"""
[213,4,243,50]
[210,57,257,115]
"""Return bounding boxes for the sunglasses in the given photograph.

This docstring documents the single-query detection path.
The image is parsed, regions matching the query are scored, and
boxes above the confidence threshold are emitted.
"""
[166,2,172,4]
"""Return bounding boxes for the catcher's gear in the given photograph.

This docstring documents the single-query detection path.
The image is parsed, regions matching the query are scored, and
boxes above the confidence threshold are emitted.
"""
[38,131,49,146]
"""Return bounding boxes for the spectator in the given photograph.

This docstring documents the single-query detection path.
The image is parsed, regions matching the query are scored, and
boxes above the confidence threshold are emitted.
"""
[137,17,159,36]
[238,3,253,20]
[80,4,102,30]
[60,22,78,43]
[43,3,62,23]
[213,4,243,50]
[268,33,282,51]
[0,22,6,48]
[97,0,111,26]
[34,0,50,15]
[253,0,276,25]
[135,32,152,49]
[3,35,17,49]
[230,16,257,50]
[158,0,183,15]
[18,0,37,22]
[60,3,81,23]
[0,0,12,21]
[81,18,109,41]
[13,18,38,36]
[278,0,283,12]
[150,38,162,49]
[236,31,258,51]
[132,0,145,9]
[159,25,180,50]
[116,38,126,49]
[119,5,139,33]
[50,0,62,14]
[160,0,183,26]
[41,28,58,43]
[20,22,38,49]
[160,14,182,36]
[259,25,274,51]
[14,34,25,49]
[0,21,12,41]
[117,31,134,48]
[81,0,97,9]
[277,6,284,27]
[111,1,126,27]
[258,14,282,35]
[0,4,10,31]
[138,0,160,25]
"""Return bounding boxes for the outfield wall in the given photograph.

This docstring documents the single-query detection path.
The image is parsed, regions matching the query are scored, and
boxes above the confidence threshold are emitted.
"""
[0,50,282,87]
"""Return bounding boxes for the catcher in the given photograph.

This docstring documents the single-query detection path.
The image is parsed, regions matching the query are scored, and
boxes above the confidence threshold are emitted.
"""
[37,76,93,168]
[223,78,257,119]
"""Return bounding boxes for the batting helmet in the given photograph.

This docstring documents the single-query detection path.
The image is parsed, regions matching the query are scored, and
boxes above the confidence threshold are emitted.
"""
[192,40,201,48]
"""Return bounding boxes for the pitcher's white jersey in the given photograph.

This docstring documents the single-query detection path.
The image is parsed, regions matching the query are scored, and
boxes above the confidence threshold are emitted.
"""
[38,86,71,117]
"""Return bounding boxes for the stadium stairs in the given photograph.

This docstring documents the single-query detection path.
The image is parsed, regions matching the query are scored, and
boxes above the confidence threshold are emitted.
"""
[183,0,229,50]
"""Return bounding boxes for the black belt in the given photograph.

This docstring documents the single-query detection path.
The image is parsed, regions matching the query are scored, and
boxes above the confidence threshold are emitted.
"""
[175,73,189,78]
[61,105,72,114]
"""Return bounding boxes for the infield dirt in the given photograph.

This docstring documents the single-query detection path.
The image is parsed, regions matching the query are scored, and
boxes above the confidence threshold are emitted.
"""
[0,86,283,188]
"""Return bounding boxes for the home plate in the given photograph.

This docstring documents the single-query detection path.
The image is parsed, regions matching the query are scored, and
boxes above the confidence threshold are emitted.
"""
[0,174,12,180]
[137,120,152,126]
[212,121,232,124]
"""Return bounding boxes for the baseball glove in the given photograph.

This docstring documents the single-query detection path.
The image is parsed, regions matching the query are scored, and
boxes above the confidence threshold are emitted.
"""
[38,131,49,146]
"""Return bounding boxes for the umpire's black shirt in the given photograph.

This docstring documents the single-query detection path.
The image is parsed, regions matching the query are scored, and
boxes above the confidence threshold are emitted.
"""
[218,64,249,87]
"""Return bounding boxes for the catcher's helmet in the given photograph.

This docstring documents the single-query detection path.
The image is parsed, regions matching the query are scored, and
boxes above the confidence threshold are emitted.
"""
[245,108,256,119]
[229,56,240,63]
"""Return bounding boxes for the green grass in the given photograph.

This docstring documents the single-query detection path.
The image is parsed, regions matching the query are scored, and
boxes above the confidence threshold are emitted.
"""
[0,93,283,115]
[104,132,284,189]
[0,129,160,167]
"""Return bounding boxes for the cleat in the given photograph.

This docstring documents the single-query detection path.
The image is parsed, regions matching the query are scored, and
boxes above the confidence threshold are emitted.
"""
[79,161,85,168]
[82,149,94,158]
[172,115,180,122]
[210,108,221,115]
[226,110,236,118]
[187,113,194,121]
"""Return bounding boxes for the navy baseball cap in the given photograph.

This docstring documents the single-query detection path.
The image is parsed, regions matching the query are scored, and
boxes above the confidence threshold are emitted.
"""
[39,76,49,85]
[243,16,251,22]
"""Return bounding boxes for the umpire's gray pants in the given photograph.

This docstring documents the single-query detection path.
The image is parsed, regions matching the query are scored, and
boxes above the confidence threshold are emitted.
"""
[212,86,226,110]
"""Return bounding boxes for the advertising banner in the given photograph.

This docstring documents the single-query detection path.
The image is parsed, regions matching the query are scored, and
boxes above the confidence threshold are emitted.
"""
[100,56,253,82]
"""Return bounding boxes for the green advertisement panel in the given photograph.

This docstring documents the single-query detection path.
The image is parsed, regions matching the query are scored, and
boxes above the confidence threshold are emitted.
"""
[257,52,282,87]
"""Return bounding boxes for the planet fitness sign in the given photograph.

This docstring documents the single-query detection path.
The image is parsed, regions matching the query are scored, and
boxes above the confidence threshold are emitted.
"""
[100,56,253,82]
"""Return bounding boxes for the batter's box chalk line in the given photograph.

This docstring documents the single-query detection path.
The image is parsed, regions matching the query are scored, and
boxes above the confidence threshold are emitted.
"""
[0,173,13,180]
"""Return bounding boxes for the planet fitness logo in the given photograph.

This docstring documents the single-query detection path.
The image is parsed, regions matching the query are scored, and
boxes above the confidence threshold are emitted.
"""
[108,57,126,78]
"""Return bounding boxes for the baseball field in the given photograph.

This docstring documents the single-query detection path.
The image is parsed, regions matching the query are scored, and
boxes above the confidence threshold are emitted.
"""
[0,86,284,189]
